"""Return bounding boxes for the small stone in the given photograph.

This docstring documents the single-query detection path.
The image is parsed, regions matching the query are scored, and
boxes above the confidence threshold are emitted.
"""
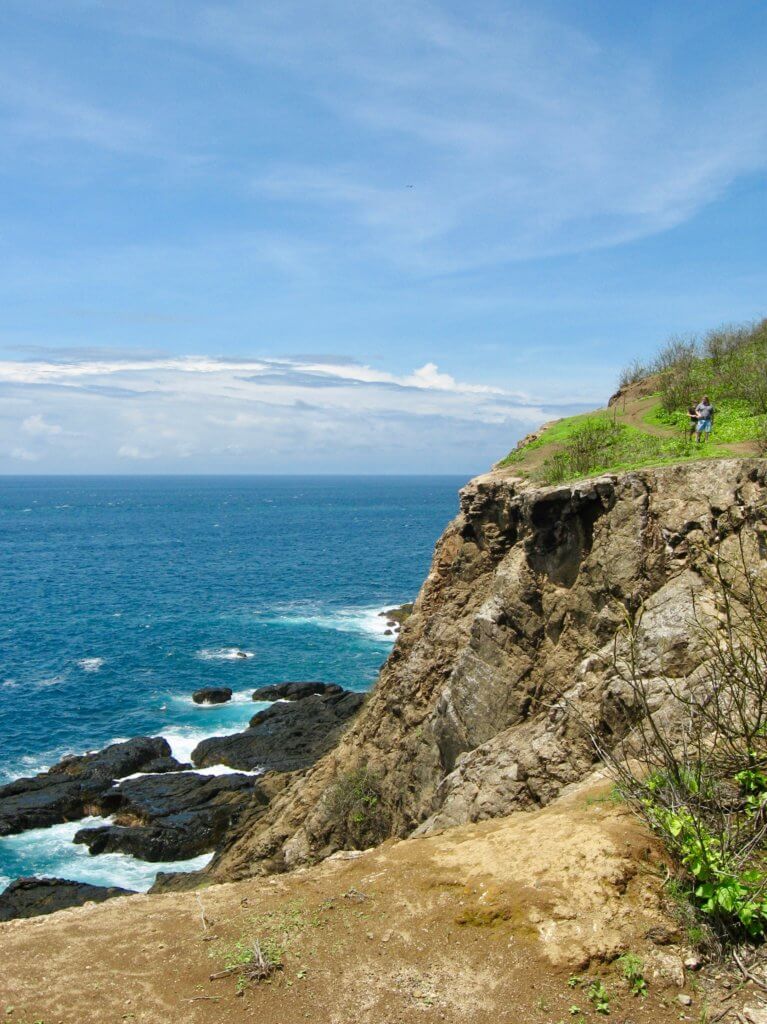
[677,994,692,1006]
[744,1007,767,1024]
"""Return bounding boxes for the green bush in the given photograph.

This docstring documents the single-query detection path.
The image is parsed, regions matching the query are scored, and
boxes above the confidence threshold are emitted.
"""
[540,416,694,484]
[652,319,767,420]
[599,541,767,943]
[326,767,391,849]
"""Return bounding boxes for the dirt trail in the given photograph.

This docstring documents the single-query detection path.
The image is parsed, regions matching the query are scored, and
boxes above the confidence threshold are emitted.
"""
[0,780,735,1024]
[500,381,758,478]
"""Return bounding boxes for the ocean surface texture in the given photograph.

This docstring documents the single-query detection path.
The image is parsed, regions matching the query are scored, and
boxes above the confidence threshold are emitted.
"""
[0,475,464,890]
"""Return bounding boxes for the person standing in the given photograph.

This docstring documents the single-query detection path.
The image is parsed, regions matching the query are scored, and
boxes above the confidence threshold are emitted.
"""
[695,396,714,444]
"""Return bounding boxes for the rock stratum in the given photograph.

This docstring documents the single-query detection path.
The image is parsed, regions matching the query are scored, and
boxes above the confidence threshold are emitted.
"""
[207,458,767,880]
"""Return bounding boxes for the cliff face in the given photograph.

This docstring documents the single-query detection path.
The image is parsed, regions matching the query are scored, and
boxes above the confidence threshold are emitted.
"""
[211,458,767,881]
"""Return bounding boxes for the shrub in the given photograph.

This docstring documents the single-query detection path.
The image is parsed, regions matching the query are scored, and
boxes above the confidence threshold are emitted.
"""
[617,359,649,390]
[326,767,391,849]
[597,538,767,943]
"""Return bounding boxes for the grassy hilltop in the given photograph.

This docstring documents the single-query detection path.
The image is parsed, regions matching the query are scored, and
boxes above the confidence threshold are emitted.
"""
[499,318,767,484]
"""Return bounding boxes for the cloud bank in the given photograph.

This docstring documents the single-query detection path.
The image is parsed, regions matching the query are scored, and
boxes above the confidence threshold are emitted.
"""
[0,351,579,473]
[0,346,585,468]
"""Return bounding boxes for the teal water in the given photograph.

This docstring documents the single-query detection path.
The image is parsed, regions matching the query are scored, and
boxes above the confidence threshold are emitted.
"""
[0,475,464,889]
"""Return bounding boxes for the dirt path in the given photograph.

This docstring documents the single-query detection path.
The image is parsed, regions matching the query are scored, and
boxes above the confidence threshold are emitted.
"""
[0,780,740,1024]
[498,382,758,480]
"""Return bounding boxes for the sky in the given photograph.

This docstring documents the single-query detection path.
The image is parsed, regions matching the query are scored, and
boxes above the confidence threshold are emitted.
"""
[1,1,766,474]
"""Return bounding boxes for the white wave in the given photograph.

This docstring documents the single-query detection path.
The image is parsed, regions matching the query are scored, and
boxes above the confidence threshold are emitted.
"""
[2,678,17,689]
[0,818,212,893]
[35,674,66,688]
[271,604,401,642]
[160,723,251,766]
[77,657,105,673]
[196,647,255,662]
[116,763,263,783]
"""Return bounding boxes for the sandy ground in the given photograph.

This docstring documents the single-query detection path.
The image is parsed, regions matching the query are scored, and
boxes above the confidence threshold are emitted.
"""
[1,780,748,1024]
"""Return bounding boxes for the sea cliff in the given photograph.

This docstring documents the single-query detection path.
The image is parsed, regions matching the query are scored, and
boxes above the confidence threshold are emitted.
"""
[207,457,767,878]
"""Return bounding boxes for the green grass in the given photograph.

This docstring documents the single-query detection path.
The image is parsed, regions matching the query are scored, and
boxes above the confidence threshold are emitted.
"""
[498,393,760,485]
[645,397,766,444]
[497,411,606,468]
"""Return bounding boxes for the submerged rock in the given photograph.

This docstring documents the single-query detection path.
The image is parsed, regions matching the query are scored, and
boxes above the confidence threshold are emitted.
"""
[251,681,344,702]
[75,771,266,862]
[193,689,366,772]
[192,686,233,705]
[0,876,135,921]
[0,737,175,837]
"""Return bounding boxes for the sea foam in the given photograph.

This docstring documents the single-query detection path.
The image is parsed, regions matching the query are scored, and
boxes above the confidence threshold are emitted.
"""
[0,818,212,893]
[196,647,255,661]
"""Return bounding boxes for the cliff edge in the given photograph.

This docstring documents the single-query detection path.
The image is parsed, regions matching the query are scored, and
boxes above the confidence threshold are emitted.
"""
[209,457,767,880]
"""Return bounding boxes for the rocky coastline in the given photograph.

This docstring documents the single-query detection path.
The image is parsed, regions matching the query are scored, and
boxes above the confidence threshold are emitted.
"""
[0,679,367,920]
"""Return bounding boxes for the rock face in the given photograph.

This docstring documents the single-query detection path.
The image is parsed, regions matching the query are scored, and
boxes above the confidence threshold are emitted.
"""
[0,877,135,921]
[192,687,233,705]
[207,459,767,880]
[192,689,366,772]
[75,771,267,861]
[251,681,344,701]
[0,737,176,837]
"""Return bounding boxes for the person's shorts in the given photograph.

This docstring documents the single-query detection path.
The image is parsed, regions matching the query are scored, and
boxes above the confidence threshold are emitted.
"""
[696,418,712,434]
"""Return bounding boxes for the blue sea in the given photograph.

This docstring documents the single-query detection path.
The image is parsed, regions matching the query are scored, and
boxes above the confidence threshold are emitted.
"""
[0,475,464,891]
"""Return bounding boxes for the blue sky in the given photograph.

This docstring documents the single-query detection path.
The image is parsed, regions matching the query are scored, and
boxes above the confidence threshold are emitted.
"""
[1,0,766,473]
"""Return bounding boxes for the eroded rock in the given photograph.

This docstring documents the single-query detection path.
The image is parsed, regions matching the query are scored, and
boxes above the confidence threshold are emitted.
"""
[0,737,175,837]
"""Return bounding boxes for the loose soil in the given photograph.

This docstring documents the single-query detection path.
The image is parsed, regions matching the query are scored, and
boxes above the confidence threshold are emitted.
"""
[0,779,749,1024]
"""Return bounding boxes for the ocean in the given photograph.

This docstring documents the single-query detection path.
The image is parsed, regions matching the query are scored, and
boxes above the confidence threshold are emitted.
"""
[0,475,465,891]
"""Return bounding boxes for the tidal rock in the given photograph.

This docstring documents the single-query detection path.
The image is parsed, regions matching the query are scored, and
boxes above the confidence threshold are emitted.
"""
[0,737,174,837]
[74,771,266,861]
[251,681,344,702]
[193,689,366,772]
[379,603,414,627]
[192,686,233,705]
[0,876,135,922]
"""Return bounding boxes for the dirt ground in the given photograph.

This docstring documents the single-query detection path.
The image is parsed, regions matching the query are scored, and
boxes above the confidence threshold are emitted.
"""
[3,779,758,1024]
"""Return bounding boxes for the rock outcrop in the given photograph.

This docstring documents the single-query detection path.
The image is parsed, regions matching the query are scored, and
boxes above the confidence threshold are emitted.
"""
[0,876,135,921]
[192,687,232,705]
[207,458,767,880]
[192,689,366,772]
[251,681,344,701]
[0,737,177,836]
[75,771,268,861]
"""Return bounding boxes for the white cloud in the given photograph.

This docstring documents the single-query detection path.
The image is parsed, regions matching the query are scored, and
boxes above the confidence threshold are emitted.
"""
[0,350,584,472]
[117,444,157,460]
[21,414,63,437]
[10,446,39,462]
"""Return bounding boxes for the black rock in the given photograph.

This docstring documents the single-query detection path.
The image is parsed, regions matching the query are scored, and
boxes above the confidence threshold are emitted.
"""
[0,737,174,837]
[192,689,366,772]
[0,876,135,922]
[251,681,344,702]
[192,686,233,705]
[74,770,267,861]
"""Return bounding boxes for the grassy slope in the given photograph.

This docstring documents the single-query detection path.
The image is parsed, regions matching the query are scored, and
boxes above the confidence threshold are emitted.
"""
[497,381,762,483]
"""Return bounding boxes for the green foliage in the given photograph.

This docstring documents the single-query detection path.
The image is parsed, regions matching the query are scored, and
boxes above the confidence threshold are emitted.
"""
[539,415,699,485]
[616,953,648,997]
[654,319,767,417]
[604,544,767,945]
[587,980,610,1014]
[648,398,767,445]
[326,767,391,849]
